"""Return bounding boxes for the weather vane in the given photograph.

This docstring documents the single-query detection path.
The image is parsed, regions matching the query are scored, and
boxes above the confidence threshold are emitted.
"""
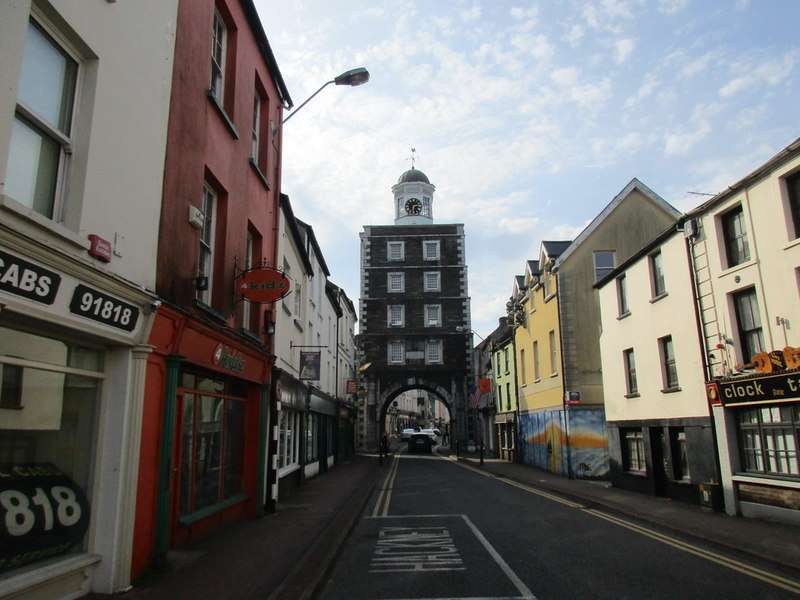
[410,147,416,169]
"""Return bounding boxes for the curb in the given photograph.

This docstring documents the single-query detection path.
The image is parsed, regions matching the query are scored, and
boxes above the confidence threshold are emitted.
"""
[266,458,382,600]
[455,457,800,575]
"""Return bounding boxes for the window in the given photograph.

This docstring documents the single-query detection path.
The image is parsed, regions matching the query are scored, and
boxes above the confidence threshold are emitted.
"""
[738,406,799,477]
[278,408,300,471]
[387,241,405,261]
[424,304,441,327]
[733,288,764,363]
[788,171,800,239]
[0,364,24,410]
[543,270,553,298]
[660,335,679,390]
[622,429,646,473]
[388,341,405,364]
[388,272,405,293]
[593,251,616,282]
[197,184,217,305]
[423,240,440,261]
[6,20,78,219]
[242,229,256,331]
[293,283,302,316]
[422,197,431,217]
[671,428,690,480]
[503,348,510,374]
[306,413,318,463]
[250,89,268,173]
[210,8,227,104]
[533,341,540,381]
[388,305,404,327]
[722,205,750,268]
[179,372,246,516]
[426,339,443,364]
[519,348,526,382]
[424,271,441,292]
[506,382,511,411]
[548,330,557,375]
[497,384,503,407]
[623,348,638,395]
[616,275,629,316]
[650,251,666,297]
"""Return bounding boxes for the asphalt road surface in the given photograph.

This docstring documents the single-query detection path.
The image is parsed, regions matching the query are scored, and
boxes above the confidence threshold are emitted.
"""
[318,450,800,600]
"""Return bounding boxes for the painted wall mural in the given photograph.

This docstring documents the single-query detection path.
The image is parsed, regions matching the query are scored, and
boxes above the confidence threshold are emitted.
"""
[518,408,609,478]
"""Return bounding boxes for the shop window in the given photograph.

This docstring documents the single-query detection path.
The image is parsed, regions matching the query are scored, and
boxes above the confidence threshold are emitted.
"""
[5,19,78,220]
[733,287,764,363]
[788,171,800,239]
[306,413,318,463]
[178,374,247,517]
[737,407,799,477]
[622,428,646,473]
[721,205,750,268]
[593,250,616,282]
[650,251,666,298]
[623,348,638,396]
[671,428,690,480]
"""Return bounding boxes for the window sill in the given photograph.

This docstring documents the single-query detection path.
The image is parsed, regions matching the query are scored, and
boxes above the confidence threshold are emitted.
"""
[782,236,800,251]
[179,493,248,526]
[241,328,263,345]
[660,386,682,394]
[624,470,648,477]
[249,158,271,190]
[732,473,800,489]
[293,318,304,332]
[717,258,756,279]
[533,378,541,384]
[617,311,631,321]
[278,463,300,478]
[0,553,101,598]
[207,89,239,139]
[0,405,24,411]
[0,194,89,251]
[549,372,559,378]
[282,302,292,315]
[193,299,226,323]
[649,292,669,304]
[624,392,640,399]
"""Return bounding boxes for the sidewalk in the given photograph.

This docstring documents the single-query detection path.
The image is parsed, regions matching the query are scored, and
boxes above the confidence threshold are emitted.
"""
[445,450,800,572]
[89,455,381,600]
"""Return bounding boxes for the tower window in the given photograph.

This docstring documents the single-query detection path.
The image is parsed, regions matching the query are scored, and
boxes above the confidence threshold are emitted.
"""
[422,197,431,217]
[423,240,440,261]
[423,271,441,292]
[387,241,405,261]
[388,272,405,293]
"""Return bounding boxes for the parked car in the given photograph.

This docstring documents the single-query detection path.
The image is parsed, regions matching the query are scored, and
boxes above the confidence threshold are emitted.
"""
[407,433,433,454]
[400,428,419,441]
[420,429,440,444]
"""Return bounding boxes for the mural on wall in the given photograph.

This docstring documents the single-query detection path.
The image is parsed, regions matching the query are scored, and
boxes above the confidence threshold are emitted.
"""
[519,408,609,478]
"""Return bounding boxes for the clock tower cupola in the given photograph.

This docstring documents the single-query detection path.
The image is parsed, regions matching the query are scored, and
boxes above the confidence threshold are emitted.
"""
[392,166,435,225]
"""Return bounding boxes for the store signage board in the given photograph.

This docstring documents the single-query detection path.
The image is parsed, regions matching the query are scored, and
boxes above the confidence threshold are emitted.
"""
[212,343,245,373]
[69,284,139,332]
[0,249,61,305]
[238,267,291,303]
[299,351,321,381]
[708,371,800,406]
[0,463,91,574]
[478,378,492,394]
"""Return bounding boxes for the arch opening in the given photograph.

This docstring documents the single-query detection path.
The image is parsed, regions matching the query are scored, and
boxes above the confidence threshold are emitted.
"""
[378,383,453,449]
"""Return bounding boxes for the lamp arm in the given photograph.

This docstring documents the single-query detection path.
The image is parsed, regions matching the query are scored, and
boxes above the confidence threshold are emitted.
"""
[282,79,335,124]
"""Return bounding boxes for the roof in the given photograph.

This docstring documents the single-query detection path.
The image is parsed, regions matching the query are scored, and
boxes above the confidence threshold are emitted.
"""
[541,241,571,259]
[296,218,331,276]
[240,0,293,108]
[398,168,430,184]
[326,280,358,320]
[324,281,343,317]
[279,195,313,275]
[515,275,526,289]
[555,178,681,267]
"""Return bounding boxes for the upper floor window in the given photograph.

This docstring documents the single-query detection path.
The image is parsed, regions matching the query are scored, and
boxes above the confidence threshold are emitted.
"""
[210,8,227,104]
[787,171,800,240]
[422,197,431,217]
[388,272,405,293]
[623,348,638,396]
[423,240,440,261]
[387,305,404,327]
[424,304,441,327]
[251,87,268,174]
[659,335,679,390]
[548,330,558,375]
[593,251,616,282]
[242,229,255,330]
[6,20,78,220]
[533,341,541,380]
[293,282,302,316]
[387,241,405,261]
[616,274,629,316]
[733,287,764,363]
[650,250,666,298]
[722,205,750,268]
[388,341,405,364]
[519,348,526,382]
[197,184,217,305]
[503,348,509,374]
[424,271,441,292]
[425,339,443,364]
[543,270,553,298]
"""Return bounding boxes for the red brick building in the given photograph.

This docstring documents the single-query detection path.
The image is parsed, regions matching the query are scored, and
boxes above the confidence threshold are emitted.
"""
[132,0,292,578]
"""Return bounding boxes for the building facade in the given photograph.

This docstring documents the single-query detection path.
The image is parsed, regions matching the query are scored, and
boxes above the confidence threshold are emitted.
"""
[358,168,471,449]
[492,318,518,461]
[0,1,178,596]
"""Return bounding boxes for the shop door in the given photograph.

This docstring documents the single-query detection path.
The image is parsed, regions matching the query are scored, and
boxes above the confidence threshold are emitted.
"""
[650,428,668,496]
[170,392,190,544]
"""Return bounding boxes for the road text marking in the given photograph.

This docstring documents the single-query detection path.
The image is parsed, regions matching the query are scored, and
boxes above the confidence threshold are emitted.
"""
[370,526,465,573]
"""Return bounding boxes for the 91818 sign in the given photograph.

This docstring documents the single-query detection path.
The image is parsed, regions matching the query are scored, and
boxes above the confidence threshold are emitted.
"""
[0,463,90,574]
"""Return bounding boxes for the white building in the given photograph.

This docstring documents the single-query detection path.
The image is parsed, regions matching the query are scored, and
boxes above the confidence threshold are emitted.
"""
[0,1,177,597]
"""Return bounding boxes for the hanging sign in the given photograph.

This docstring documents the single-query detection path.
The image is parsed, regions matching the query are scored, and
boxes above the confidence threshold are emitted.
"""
[478,378,492,394]
[238,267,291,303]
[346,379,357,394]
[0,463,91,574]
[299,351,321,381]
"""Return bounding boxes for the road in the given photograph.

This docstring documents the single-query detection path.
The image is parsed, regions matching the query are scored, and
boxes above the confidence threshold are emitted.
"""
[318,449,800,600]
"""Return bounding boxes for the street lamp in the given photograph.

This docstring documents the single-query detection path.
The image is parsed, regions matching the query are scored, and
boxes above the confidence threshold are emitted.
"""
[455,325,485,342]
[282,67,370,124]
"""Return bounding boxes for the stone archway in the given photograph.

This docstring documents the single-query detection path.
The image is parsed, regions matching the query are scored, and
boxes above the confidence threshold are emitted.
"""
[378,381,453,441]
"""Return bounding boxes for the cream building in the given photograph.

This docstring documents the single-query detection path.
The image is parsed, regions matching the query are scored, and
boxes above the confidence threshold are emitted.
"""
[0,1,177,597]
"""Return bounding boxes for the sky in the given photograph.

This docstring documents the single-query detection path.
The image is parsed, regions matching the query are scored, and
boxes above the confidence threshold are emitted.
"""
[256,0,800,340]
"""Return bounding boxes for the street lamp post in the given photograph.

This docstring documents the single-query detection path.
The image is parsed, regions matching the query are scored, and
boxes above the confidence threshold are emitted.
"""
[282,67,370,124]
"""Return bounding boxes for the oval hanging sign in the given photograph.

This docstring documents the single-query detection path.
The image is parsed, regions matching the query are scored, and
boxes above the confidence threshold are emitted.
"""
[238,267,291,303]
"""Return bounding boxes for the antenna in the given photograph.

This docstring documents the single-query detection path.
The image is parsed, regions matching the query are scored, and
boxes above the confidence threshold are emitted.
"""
[687,191,715,197]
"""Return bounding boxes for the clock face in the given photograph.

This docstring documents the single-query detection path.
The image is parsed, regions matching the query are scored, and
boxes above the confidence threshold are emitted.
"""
[405,197,422,215]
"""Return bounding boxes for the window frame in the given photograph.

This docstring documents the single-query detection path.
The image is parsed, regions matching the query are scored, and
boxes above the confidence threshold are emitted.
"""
[424,304,441,327]
[519,348,526,382]
[649,250,666,298]
[533,341,540,381]
[659,335,679,391]
[387,304,405,327]
[732,287,765,364]
[387,272,405,293]
[616,274,629,316]
[423,240,440,261]
[197,184,217,306]
[622,428,647,474]
[387,241,405,262]
[387,340,405,365]
[737,406,799,478]
[242,229,255,330]
[623,348,638,396]
[721,205,751,269]
[787,170,800,240]
[671,427,690,481]
[593,250,616,283]
[423,271,441,292]
[210,7,228,105]
[548,330,558,376]
[425,339,443,365]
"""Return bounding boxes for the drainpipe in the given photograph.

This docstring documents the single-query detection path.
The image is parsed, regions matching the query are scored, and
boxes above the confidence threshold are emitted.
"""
[555,268,573,479]
[510,331,522,464]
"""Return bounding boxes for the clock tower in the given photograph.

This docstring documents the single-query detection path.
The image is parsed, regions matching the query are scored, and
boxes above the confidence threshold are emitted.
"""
[392,167,435,225]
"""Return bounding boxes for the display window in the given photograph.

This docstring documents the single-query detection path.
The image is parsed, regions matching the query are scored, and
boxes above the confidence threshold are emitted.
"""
[0,326,103,575]
[177,372,247,519]
[278,408,300,473]
[737,405,799,478]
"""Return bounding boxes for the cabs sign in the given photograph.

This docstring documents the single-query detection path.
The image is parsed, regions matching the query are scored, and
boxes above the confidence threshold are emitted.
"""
[237,267,291,303]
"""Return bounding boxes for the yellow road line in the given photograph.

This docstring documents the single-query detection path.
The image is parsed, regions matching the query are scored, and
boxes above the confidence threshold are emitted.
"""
[442,455,800,594]
[372,455,397,517]
[381,455,400,516]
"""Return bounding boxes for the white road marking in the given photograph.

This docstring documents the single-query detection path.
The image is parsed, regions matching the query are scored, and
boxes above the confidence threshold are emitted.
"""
[370,526,465,573]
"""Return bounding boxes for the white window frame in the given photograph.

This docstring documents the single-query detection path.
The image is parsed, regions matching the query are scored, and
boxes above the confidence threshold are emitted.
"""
[388,272,405,293]
[617,274,629,316]
[387,241,405,261]
[387,305,405,327]
[251,92,261,164]
[197,184,217,305]
[548,330,558,376]
[593,250,616,283]
[425,339,443,364]
[423,271,441,292]
[422,196,431,217]
[243,229,255,330]
[388,341,405,364]
[211,7,227,103]
[423,240,440,261]
[533,340,540,381]
[424,304,441,327]
[649,250,666,298]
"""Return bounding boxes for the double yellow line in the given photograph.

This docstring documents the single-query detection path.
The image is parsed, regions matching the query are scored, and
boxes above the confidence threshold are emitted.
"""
[372,454,400,517]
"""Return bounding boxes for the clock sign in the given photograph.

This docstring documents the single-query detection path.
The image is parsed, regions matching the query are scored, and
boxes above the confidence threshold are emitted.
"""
[405,198,422,215]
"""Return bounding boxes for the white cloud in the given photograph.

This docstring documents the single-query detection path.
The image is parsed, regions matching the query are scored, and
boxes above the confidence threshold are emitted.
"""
[512,34,554,62]
[614,38,635,64]
[735,0,750,10]
[461,5,481,22]
[680,51,715,78]
[550,67,612,108]
[624,72,658,107]
[658,0,688,14]
[719,50,798,97]
[731,104,766,131]
[510,6,538,20]
[564,23,584,47]
[664,121,712,156]
[497,216,541,234]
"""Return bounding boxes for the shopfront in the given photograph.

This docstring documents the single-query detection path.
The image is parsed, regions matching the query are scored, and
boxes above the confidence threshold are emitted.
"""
[0,245,156,599]
[495,413,517,462]
[131,305,270,580]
